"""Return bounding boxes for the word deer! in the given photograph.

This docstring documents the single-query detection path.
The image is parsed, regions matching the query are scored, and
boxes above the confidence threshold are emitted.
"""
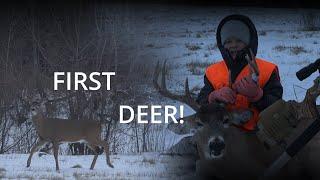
[25,96,114,171]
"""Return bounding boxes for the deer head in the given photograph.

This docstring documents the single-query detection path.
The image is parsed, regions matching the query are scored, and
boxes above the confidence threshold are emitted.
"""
[29,96,47,117]
[17,93,45,124]
[154,61,253,160]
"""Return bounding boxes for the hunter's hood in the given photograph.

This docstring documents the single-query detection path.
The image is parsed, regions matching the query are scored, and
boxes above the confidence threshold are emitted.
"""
[216,14,258,69]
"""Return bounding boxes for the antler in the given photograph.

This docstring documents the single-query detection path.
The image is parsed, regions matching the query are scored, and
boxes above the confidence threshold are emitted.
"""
[153,61,200,112]
[245,48,260,83]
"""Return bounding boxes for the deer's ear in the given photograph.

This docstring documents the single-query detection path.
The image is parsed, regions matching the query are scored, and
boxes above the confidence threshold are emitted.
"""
[229,110,253,126]
[189,119,204,134]
[167,114,200,135]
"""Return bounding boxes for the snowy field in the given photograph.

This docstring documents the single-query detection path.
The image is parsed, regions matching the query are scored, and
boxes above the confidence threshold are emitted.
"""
[130,5,320,103]
[1,5,320,179]
[0,153,195,179]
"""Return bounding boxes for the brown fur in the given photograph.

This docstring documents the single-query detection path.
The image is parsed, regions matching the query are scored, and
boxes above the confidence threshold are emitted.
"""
[26,107,114,171]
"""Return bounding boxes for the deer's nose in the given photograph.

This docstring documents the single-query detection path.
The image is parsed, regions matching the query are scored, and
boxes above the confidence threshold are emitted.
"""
[209,136,225,156]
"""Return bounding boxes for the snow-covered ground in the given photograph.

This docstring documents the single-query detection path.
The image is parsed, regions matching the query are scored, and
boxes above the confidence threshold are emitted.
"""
[0,153,195,179]
[2,5,320,179]
[130,5,320,103]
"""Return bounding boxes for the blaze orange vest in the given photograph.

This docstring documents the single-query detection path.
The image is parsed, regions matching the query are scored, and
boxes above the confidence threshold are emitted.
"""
[205,58,277,131]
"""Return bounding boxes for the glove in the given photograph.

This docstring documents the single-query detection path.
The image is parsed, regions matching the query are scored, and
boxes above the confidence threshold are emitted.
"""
[208,87,236,104]
[232,75,263,102]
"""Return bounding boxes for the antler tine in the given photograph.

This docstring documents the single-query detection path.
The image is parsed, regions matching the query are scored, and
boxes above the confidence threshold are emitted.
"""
[184,77,201,110]
[247,48,260,77]
[153,61,161,91]
[185,78,191,97]
[161,60,167,90]
[153,61,200,112]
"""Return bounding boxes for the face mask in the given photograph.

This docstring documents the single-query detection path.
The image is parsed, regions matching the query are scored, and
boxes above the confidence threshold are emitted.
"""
[233,46,251,63]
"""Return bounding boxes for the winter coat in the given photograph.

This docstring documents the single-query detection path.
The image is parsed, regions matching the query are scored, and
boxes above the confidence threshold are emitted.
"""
[196,14,283,130]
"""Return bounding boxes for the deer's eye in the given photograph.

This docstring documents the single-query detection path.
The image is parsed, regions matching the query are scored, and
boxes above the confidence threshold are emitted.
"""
[190,128,197,134]
[222,118,230,128]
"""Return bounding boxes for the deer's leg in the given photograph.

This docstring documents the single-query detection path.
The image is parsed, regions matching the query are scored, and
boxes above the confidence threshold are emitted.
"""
[97,140,114,168]
[86,144,99,170]
[27,139,46,167]
[52,142,60,171]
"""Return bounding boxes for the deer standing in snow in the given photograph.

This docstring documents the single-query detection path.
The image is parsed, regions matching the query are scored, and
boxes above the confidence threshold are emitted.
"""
[25,96,114,171]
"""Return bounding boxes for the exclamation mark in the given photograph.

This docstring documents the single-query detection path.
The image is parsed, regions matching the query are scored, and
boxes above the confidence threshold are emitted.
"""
[179,105,184,124]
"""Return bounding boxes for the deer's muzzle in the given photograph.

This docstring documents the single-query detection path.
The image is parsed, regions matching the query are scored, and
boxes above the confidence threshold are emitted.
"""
[208,136,225,158]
